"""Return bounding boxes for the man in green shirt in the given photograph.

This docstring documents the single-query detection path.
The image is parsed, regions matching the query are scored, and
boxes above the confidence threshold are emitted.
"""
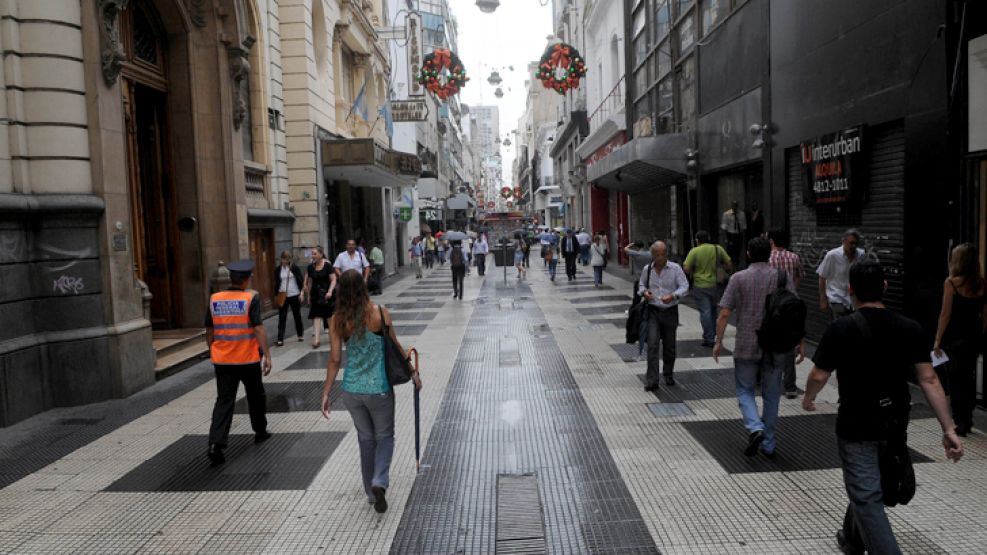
[683,230,733,347]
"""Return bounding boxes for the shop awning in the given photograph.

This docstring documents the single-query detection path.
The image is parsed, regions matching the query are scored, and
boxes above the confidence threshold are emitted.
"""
[322,138,421,188]
[586,133,690,193]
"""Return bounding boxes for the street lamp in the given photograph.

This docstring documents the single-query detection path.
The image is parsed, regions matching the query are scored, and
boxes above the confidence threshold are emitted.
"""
[475,0,500,14]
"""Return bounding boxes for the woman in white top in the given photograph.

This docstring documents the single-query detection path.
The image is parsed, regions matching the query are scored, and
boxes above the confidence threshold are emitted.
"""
[590,233,609,287]
[274,251,305,346]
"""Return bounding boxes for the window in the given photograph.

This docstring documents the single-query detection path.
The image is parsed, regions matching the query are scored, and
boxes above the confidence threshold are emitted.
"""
[653,0,670,42]
[633,33,649,68]
[634,95,652,125]
[675,55,695,131]
[634,66,648,100]
[675,0,694,19]
[657,77,673,116]
[677,14,695,53]
[653,40,671,80]
[340,47,356,105]
[701,0,731,35]
[633,5,647,37]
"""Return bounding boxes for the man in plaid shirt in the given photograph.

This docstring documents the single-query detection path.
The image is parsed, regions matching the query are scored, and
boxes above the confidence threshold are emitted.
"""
[767,229,804,399]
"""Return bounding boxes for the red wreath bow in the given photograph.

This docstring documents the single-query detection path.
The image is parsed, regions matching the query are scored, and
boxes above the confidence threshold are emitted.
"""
[549,44,571,69]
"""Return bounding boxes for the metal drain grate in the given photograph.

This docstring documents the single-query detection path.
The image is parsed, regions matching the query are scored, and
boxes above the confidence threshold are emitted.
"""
[647,402,695,417]
[496,473,546,554]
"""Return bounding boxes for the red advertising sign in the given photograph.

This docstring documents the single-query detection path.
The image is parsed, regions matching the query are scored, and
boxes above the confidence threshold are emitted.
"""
[585,131,627,166]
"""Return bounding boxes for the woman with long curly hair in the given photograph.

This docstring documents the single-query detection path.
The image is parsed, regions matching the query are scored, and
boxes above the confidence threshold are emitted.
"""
[320,270,421,513]
[933,243,987,436]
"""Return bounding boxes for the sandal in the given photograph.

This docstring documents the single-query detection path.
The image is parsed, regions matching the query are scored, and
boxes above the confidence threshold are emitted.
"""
[312,342,320,349]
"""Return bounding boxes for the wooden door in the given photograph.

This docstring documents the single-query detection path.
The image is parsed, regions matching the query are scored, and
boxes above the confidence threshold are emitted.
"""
[249,229,275,311]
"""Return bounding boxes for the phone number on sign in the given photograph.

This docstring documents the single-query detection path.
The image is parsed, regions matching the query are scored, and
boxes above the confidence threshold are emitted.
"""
[813,178,849,194]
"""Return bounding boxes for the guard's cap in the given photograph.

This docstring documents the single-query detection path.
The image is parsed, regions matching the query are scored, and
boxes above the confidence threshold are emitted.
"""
[227,259,254,279]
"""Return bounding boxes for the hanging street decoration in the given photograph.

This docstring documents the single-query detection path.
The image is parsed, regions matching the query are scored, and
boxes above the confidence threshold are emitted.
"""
[487,70,502,85]
[500,186,512,199]
[494,87,504,98]
[513,186,523,198]
[417,48,469,100]
[535,42,587,95]
[502,138,511,147]
[506,201,514,208]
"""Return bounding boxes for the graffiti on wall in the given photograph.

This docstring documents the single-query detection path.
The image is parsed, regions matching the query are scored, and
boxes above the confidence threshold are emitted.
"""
[52,275,85,295]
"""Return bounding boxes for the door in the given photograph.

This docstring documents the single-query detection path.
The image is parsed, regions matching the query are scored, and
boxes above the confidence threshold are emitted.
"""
[122,1,180,328]
[249,229,276,311]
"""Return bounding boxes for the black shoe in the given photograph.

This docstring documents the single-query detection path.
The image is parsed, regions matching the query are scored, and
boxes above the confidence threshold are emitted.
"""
[207,444,225,466]
[254,431,272,444]
[275,340,284,347]
[700,341,715,348]
[664,376,676,386]
[836,530,864,554]
[956,422,971,437]
[371,486,388,513]
[744,430,764,457]
[761,447,776,460]
[644,384,658,392]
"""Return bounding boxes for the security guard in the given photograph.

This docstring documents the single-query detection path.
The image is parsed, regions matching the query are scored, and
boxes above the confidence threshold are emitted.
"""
[204,259,272,466]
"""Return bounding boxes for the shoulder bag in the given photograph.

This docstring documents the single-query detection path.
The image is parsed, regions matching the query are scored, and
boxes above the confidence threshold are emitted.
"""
[850,311,916,507]
[715,244,730,287]
[379,306,414,385]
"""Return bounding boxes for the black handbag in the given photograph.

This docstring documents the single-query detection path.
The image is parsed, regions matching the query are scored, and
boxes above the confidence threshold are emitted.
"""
[379,306,413,385]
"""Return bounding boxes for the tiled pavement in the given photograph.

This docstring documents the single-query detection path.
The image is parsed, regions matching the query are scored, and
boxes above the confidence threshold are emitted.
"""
[0,260,986,553]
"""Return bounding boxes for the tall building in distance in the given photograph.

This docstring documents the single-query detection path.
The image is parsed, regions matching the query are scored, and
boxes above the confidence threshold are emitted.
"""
[470,105,502,203]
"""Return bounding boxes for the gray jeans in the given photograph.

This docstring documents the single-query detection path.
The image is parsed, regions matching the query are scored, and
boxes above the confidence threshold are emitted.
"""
[343,390,395,499]
[839,439,902,554]
[645,306,678,385]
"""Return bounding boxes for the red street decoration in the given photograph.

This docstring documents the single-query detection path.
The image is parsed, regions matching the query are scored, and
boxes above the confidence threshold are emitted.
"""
[500,186,512,199]
[535,42,587,95]
[417,48,470,100]
[513,186,523,198]
[506,201,514,208]
[486,201,495,209]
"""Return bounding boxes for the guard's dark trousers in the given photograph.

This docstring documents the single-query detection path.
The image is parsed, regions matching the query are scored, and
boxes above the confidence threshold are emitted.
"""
[209,362,267,447]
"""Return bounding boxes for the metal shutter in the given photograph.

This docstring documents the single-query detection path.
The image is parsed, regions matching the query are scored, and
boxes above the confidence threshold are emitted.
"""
[789,120,906,342]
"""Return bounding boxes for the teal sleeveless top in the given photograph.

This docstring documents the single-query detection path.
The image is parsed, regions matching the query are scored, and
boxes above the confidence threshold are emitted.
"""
[342,328,390,394]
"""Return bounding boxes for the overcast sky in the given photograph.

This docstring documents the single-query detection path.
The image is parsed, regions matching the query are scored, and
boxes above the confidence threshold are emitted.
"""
[449,0,555,185]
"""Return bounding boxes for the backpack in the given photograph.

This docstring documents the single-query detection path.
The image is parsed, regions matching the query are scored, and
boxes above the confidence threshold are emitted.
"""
[450,246,465,267]
[626,263,653,344]
[756,269,807,352]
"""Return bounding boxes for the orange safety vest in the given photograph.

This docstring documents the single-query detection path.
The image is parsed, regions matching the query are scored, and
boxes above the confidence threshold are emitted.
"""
[208,289,261,364]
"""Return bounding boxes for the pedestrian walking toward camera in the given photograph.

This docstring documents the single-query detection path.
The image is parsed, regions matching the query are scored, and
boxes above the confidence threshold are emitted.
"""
[590,233,608,286]
[818,229,864,319]
[576,228,591,266]
[561,229,579,281]
[273,251,305,346]
[543,243,558,281]
[334,239,371,282]
[804,260,963,554]
[437,237,447,266]
[409,237,424,279]
[715,238,804,458]
[514,237,526,279]
[640,241,689,391]
[683,230,733,347]
[933,243,987,437]
[473,233,489,276]
[205,260,272,466]
[767,229,806,399]
[424,233,435,269]
[321,270,422,513]
[368,240,384,295]
[450,240,467,299]
[305,246,337,349]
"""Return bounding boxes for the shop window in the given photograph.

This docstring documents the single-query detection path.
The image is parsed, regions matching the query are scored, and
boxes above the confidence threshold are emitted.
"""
[701,0,731,36]
[653,0,670,43]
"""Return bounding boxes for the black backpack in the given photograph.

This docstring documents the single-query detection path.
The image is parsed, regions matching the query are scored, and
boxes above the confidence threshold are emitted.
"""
[450,246,465,267]
[756,269,807,352]
[626,263,652,344]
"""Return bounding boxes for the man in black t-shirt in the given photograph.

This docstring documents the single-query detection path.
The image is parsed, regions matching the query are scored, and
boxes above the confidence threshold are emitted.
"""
[803,260,962,554]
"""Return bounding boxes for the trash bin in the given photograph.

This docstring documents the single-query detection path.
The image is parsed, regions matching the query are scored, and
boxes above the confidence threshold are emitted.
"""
[492,246,511,267]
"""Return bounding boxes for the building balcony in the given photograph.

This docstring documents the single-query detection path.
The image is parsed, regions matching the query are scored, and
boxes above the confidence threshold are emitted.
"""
[577,77,626,161]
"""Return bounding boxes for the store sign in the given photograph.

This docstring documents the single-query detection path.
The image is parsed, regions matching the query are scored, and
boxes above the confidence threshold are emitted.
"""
[406,13,424,97]
[585,132,627,166]
[399,206,413,222]
[800,126,864,205]
[391,100,428,122]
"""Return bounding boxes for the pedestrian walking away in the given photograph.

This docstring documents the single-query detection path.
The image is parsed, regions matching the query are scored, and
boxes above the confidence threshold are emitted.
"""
[561,229,580,281]
[817,229,864,319]
[522,236,531,268]
[766,229,805,398]
[803,260,964,554]
[450,240,467,299]
[334,239,371,282]
[683,230,733,347]
[368,240,385,295]
[304,246,337,349]
[437,238,447,265]
[273,250,305,346]
[933,243,987,437]
[576,228,592,266]
[543,243,558,281]
[590,233,609,286]
[715,237,804,459]
[409,237,425,279]
[639,241,689,391]
[473,233,489,276]
[514,237,526,279]
[320,270,422,514]
[204,259,272,467]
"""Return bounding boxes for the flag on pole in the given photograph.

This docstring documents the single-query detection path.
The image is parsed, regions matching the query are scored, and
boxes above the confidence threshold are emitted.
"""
[348,75,369,121]
[379,101,394,137]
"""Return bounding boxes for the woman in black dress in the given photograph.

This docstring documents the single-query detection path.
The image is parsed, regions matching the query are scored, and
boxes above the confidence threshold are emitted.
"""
[303,246,336,348]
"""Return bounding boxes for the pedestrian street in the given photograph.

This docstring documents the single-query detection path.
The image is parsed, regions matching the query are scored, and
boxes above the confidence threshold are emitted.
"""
[1,262,986,554]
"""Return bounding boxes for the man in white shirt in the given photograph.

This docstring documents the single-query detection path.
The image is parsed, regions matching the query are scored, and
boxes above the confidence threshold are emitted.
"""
[816,229,864,319]
[576,228,592,266]
[333,239,371,282]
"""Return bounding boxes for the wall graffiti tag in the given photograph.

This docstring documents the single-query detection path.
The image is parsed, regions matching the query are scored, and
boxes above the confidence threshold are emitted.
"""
[53,275,85,295]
